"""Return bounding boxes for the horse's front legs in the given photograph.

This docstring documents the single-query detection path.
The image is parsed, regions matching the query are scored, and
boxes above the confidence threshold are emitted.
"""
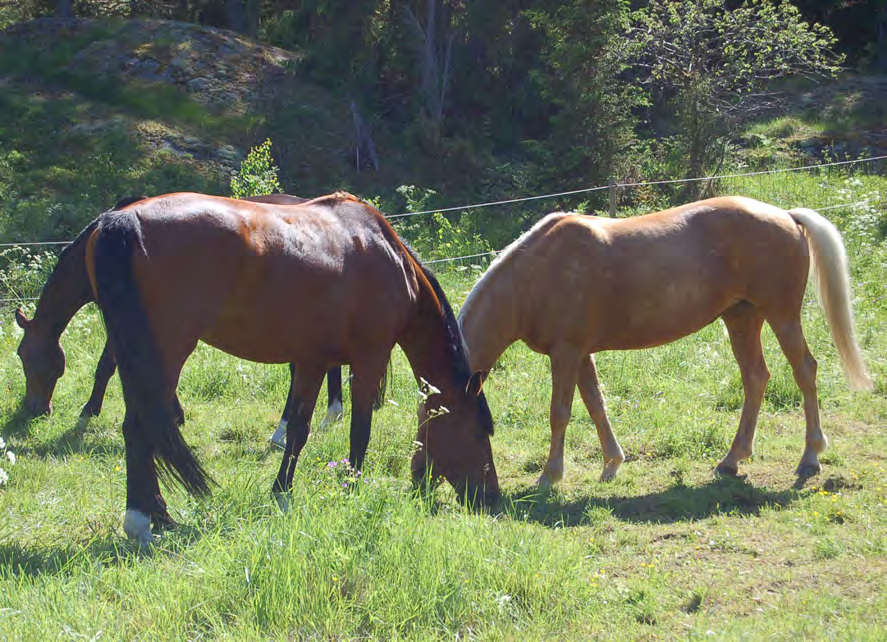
[78,340,117,428]
[538,346,582,487]
[577,354,624,481]
[270,366,343,449]
[272,365,324,510]
[347,354,389,475]
[320,366,345,428]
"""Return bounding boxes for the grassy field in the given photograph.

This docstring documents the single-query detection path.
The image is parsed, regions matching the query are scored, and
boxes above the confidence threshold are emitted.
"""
[1,173,886,640]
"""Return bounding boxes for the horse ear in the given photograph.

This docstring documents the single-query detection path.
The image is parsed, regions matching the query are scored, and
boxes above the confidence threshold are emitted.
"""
[466,372,485,396]
[15,308,30,329]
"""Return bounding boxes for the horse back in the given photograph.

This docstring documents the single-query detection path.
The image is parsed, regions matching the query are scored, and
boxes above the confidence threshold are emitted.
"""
[106,192,414,365]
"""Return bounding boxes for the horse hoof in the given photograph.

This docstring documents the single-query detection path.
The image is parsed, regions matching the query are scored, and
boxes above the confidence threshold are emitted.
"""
[274,492,290,513]
[75,415,90,432]
[319,404,344,429]
[269,423,286,450]
[714,462,738,477]
[795,463,821,479]
[123,509,154,551]
[599,467,619,483]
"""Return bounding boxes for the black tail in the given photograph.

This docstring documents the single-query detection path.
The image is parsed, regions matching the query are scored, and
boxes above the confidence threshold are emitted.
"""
[93,210,212,497]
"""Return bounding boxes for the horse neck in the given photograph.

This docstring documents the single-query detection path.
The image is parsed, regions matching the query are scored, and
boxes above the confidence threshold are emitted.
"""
[397,284,463,394]
[458,266,518,373]
[33,236,93,338]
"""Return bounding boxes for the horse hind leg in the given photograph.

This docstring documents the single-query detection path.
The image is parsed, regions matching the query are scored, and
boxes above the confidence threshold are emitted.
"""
[121,411,172,551]
[716,302,769,477]
[577,354,624,481]
[538,346,583,487]
[770,319,825,477]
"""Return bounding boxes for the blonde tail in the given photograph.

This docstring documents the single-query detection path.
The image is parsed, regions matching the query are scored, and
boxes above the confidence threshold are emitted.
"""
[788,207,873,391]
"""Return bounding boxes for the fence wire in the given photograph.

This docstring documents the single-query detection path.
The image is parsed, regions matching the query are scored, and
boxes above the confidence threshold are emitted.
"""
[1,157,884,305]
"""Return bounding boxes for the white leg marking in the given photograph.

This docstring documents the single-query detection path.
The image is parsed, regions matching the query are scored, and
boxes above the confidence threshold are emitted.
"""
[274,492,290,513]
[270,420,287,450]
[319,398,344,429]
[75,415,90,432]
[123,509,153,550]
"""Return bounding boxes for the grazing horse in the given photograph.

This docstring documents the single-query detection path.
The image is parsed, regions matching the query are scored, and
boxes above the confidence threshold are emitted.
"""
[13,194,370,439]
[84,191,497,548]
[458,196,872,485]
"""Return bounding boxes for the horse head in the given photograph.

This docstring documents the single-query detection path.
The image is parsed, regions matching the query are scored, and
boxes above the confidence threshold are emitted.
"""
[15,308,65,417]
[411,372,499,507]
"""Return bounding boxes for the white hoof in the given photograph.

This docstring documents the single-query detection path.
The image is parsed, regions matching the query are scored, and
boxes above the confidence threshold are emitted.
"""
[123,509,153,550]
[319,399,344,429]
[270,420,287,450]
[274,492,290,513]
[76,415,90,431]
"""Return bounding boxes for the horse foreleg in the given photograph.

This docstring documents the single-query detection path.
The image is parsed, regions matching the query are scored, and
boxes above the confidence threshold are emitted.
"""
[272,365,324,510]
[539,346,582,487]
[716,304,769,477]
[270,363,298,449]
[78,339,117,428]
[577,354,624,481]
[348,357,389,474]
[121,411,171,551]
[771,320,825,478]
[320,366,345,429]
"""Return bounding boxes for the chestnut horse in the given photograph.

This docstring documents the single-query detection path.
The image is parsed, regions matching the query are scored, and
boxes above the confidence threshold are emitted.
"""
[14,194,374,442]
[458,196,871,485]
[85,191,497,548]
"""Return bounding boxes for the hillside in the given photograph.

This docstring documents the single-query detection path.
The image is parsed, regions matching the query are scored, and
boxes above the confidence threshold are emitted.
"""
[0,18,422,242]
[0,18,885,245]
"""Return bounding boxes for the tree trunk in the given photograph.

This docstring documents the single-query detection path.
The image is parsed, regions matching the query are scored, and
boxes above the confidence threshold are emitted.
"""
[246,0,260,38]
[878,5,887,72]
[56,0,74,19]
[226,0,247,34]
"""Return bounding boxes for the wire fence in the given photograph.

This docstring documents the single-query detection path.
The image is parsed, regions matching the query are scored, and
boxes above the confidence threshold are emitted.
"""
[2,155,885,306]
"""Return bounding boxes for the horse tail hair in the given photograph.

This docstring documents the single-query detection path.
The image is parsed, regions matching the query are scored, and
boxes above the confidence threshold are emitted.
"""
[373,360,391,410]
[93,210,213,497]
[788,207,873,391]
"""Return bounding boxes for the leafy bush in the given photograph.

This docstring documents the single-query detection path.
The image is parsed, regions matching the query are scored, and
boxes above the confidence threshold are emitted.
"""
[0,246,58,302]
[230,139,282,198]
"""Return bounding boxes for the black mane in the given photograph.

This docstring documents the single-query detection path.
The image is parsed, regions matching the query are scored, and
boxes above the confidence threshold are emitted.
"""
[401,242,495,436]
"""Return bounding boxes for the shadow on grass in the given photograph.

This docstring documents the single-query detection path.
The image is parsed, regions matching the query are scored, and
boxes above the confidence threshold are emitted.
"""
[0,536,141,578]
[502,475,798,527]
[2,411,125,459]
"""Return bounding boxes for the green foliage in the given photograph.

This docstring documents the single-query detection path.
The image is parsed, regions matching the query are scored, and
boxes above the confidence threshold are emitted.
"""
[230,139,281,199]
[0,246,57,301]
[390,185,491,263]
[524,0,641,188]
[624,0,843,180]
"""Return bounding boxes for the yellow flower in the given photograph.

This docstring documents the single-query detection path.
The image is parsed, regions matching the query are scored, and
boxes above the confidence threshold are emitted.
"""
[114,465,121,472]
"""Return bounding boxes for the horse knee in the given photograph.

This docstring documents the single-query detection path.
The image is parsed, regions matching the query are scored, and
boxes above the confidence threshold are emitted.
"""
[745,365,770,398]
[550,404,571,431]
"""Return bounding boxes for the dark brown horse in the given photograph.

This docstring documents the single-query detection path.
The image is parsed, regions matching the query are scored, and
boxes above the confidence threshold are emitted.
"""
[458,196,871,485]
[85,192,497,548]
[14,194,370,442]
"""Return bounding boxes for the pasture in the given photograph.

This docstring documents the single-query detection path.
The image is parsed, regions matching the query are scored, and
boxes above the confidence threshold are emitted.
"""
[1,176,886,639]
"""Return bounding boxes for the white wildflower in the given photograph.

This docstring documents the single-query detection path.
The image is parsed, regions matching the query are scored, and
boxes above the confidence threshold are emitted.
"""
[6,451,15,465]
[0,468,7,486]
